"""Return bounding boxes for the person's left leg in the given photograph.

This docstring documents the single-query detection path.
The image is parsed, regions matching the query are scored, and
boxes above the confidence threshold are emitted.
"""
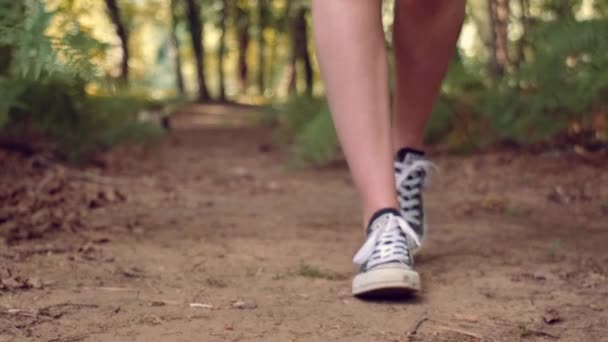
[392,0,466,151]
[391,0,466,250]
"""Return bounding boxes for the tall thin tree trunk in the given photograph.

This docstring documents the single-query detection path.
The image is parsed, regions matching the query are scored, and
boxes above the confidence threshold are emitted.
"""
[185,0,211,101]
[170,0,185,95]
[488,0,510,79]
[104,0,129,81]
[292,7,313,97]
[257,0,267,95]
[236,2,250,92]
[277,2,296,97]
[218,0,228,101]
[515,0,529,67]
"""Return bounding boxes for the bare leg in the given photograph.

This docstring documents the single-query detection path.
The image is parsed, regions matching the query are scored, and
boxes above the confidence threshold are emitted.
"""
[312,0,396,226]
[392,0,466,151]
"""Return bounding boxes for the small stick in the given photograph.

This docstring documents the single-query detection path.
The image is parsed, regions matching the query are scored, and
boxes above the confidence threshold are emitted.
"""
[47,335,88,342]
[40,303,99,311]
[407,316,428,340]
[525,329,560,340]
[434,324,482,340]
[83,286,136,292]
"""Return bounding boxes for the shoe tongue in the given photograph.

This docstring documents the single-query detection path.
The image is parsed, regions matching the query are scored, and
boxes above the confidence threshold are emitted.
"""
[396,147,425,165]
[367,208,401,235]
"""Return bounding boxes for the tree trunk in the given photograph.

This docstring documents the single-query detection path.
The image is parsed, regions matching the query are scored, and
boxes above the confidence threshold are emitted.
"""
[104,0,129,81]
[276,1,295,96]
[515,0,529,67]
[236,2,250,92]
[488,0,510,79]
[292,7,313,97]
[550,1,576,21]
[218,0,228,101]
[185,0,211,102]
[257,0,267,95]
[170,0,185,95]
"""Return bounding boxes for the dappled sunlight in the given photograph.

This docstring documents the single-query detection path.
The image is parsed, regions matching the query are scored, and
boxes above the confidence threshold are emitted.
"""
[0,1,607,341]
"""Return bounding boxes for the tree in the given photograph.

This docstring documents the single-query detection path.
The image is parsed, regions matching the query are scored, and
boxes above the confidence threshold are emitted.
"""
[515,0,531,67]
[257,0,268,95]
[488,0,510,79]
[170,0,185,95]
[218,0,228,101]
[235,1,250,92]
[185,0,211,101]
[104,0,129,81]
[284,5,313,97]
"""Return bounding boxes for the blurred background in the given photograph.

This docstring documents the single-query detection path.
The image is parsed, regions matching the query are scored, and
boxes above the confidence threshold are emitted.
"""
[1,4,608,338]
[1,0,607,165]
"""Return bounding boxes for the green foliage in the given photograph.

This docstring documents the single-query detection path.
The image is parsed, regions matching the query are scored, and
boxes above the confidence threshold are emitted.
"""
[481,19,608,143]
[0,0,161,160]
[272,263,346,281]
[424,98,456,145]
[0,0,102,82]
[267,95,326,143]
[293,105,338,167]
[261,96,339,167]
[295,263,346,281]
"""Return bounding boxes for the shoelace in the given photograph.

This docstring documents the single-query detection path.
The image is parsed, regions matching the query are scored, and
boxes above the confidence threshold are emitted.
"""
[353,214,421,265]
[395,160,436,226]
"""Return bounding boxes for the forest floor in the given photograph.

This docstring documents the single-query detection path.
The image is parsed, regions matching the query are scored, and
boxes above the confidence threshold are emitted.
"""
[1,104,608,342]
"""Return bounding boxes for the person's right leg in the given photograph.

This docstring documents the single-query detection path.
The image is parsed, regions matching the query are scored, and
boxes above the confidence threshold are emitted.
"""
[312,0,421,297]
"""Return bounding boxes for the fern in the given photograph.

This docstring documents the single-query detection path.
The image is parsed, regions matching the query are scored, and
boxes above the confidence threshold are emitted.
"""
[481,18,608,143]
[0,0,102,82]
[0,0,160,160]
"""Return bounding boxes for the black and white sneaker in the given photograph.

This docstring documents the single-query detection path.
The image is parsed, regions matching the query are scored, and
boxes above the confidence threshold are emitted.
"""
[352,208,421,296]
[394,148,435,253]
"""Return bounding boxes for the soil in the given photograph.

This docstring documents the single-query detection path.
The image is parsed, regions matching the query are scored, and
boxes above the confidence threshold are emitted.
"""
[1,104,607,342]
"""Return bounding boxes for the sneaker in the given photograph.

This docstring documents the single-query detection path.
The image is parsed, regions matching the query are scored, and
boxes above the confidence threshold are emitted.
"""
[394,148,435,252]
[352,208,421,296]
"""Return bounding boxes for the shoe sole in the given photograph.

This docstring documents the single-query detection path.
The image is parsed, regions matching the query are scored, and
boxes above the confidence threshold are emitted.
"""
[352,267,421,297]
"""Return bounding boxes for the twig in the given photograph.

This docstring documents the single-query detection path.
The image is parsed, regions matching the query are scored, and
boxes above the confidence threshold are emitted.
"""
[1,308,38,318]
[434,324,482,340]
[48,334,88,342]
[40,303,98,312]
[2,303,98,320]
[82,286,136,292]
[0,246,70,260]
[523,329,560,340]
[407,316,428,340]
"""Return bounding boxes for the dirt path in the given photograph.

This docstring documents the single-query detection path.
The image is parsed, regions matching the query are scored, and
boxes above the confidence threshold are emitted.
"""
[1,104,608,342]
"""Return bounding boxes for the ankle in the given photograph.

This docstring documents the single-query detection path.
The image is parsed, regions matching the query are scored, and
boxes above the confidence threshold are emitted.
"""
[362,205,400,231]
[395,147,425,161]
[393,136,425,154]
